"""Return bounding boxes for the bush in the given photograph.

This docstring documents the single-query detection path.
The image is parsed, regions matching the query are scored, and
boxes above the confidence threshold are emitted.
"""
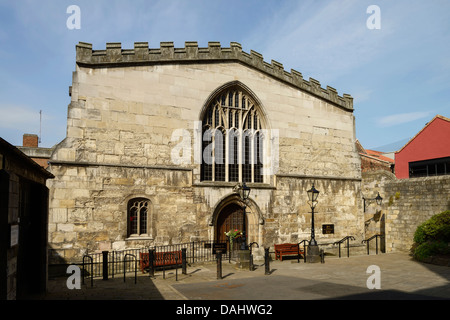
[413,241,450,261]
[412,211,450,261]
[413,210,450,244]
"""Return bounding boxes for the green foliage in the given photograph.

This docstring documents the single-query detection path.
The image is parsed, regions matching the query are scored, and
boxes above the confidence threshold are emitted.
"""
[413,210,450,244]
[413,241,450,261]
[412,211,450,261]
[388,196,394,206]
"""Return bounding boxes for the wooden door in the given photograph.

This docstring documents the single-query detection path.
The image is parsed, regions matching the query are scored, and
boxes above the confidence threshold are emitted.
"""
[216,203,247,250]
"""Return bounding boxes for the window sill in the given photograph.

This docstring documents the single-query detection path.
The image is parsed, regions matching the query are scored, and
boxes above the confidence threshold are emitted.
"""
[126,236,153,241]
[193,181,275,189]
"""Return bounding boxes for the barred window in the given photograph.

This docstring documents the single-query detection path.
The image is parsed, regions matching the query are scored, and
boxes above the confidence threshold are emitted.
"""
[127,198,149,237]
[201,86,266,183]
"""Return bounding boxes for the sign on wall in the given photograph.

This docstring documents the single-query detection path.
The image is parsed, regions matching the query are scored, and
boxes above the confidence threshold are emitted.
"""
[322,224,334,234]
[10,224,19,247]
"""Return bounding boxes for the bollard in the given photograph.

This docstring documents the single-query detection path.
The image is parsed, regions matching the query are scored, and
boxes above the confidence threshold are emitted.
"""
[181,248,187,275]
[264,247,270,275]
[102,251,109,280]
[148,249,155,277]
[217,250,223,280]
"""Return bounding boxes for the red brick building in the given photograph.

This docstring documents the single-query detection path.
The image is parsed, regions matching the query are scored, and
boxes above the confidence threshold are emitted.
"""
[17,134,53,169]
[356,140,394,173]
[395,115,450,179]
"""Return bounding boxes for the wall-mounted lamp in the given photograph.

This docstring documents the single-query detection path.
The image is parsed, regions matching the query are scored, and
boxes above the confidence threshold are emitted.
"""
[363,192,383,212]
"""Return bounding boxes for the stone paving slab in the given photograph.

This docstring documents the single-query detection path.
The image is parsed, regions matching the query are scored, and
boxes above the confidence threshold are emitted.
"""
[37,253,449,301]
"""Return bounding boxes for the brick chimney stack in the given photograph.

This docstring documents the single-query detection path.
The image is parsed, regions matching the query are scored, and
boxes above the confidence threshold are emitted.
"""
[23,134,39,147]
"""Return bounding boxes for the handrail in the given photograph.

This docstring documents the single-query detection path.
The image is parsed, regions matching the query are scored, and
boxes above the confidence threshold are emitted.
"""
[362,234,384,255]
[249,242,259,250]
[333,236,355,258]
[82,255,93,287]
[334,236,356,244]
[123,253,137,284]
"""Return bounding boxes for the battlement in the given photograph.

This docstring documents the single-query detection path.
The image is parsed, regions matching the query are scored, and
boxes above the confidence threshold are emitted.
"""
[76,42,353,111]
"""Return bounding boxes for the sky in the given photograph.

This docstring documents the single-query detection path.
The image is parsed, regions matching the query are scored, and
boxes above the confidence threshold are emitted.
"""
[0,0,449,151]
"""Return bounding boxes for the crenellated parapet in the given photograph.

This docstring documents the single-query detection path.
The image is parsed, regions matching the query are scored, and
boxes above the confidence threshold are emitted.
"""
[76,41,353,111]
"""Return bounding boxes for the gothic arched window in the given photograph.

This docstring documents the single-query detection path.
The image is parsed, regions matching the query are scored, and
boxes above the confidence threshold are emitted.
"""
[200,86,266,183]
[127,198,150,237]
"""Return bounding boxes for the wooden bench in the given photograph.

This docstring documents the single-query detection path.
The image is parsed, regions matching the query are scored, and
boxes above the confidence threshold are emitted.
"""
[274,243,304,261]
[139,251,182,273]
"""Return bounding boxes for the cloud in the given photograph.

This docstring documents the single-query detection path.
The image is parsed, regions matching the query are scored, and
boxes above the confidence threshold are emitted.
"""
[376,112,431,127]
[244,0,392,86]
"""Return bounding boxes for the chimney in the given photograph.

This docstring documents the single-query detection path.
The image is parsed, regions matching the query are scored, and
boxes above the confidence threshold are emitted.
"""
[23,134,39,148]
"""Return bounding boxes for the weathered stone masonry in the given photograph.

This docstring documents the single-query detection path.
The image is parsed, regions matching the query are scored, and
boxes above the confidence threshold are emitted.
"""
[47,41,362,263]
[362,170,450,253]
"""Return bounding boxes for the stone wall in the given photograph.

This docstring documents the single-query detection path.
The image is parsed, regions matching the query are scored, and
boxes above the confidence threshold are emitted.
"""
[362,170,450,253]
[267,176,363,245]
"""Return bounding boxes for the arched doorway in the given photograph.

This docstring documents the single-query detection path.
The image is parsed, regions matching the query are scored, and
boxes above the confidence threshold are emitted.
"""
[216,203,248,252]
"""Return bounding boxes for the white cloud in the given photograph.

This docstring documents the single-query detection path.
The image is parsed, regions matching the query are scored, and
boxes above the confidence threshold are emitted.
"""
[244,0,392,86]
[376,111,431,127]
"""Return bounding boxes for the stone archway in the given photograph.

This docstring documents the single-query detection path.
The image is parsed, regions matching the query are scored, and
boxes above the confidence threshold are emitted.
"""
[216,202,247,244]
[210,193,264,250]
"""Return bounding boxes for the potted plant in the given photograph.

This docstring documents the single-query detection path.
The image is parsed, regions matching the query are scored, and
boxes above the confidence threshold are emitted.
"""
[225,229,242,252]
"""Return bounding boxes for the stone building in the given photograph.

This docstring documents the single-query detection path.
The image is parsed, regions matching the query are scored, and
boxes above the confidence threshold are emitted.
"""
[1,137,53,299]
[47,41,362,263]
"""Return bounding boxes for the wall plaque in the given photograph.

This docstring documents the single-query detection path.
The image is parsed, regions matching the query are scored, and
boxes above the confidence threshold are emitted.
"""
[213,243,227,254]
[322,224,334,234]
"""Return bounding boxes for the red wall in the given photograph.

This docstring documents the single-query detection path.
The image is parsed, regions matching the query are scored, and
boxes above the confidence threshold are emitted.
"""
[395,117,450,179]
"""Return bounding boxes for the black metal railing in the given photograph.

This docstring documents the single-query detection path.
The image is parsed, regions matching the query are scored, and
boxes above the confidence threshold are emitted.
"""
[333,236,356,258]
[362,234,384,255]
[80,240,231,281]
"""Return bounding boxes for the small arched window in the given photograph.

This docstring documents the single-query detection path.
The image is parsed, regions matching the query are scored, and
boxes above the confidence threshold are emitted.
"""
[127,198,150,237]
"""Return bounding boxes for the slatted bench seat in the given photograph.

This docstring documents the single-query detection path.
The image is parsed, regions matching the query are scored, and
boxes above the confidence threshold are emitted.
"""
[274,243,304,261]
[139,251,182,273]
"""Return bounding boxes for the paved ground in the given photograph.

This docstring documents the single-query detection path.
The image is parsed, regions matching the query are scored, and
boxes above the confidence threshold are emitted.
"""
[37,252,449,301]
